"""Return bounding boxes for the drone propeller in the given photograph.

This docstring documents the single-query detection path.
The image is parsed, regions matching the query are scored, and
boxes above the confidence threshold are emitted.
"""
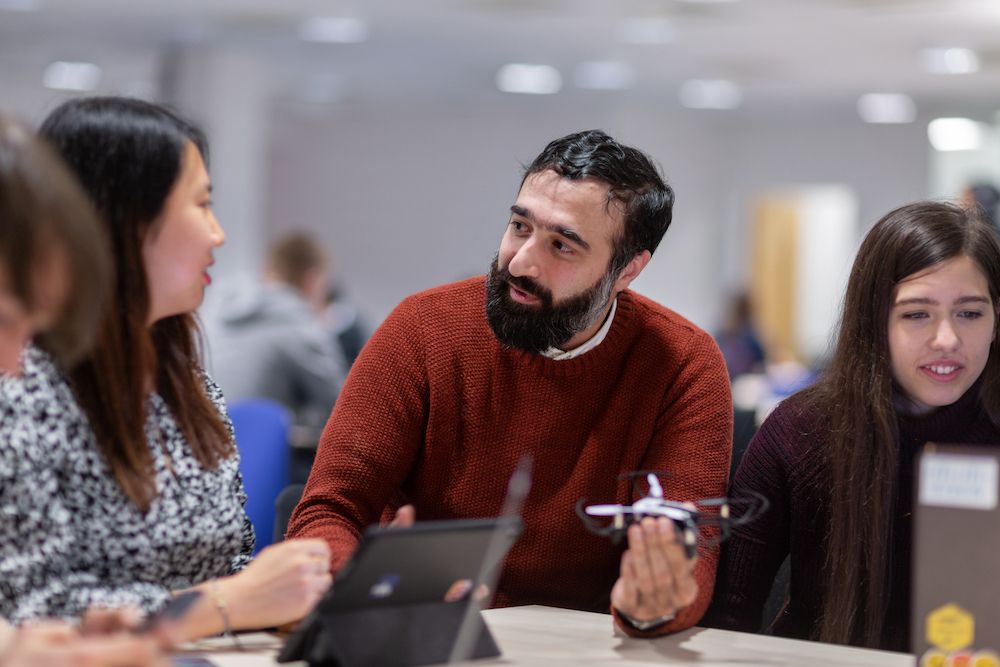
[584,504,635,516]
[645,473,663,499]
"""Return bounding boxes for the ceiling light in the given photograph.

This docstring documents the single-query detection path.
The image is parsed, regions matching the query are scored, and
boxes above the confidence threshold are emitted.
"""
[921,47,979,74]
[617,18,674,45]
[496,64,562,95]
[927,118,984,151]
[43,61,101,91]
[856,93,916,124]
[299,17,368,43]
[679,79,741,109]
[573,61,635,91]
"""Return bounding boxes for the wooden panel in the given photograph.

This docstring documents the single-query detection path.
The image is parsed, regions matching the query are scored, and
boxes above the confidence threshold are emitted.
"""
[750,195,799,363]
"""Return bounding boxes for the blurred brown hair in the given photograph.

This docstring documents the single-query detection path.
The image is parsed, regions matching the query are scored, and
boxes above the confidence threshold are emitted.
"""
[267,232,328,289]
[0,114,110,366]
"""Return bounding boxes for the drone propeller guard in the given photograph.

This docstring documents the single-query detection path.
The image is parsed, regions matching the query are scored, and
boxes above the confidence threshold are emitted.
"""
[576,470,769,558]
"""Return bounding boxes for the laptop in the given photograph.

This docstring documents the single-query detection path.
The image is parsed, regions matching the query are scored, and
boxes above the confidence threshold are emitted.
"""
[912,443,1000,663]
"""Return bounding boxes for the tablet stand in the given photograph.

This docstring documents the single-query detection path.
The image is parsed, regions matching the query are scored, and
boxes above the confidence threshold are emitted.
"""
[297,599,500,667]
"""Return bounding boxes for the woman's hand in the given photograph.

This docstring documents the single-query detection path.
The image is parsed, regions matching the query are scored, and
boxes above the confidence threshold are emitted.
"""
[217,538,332,630]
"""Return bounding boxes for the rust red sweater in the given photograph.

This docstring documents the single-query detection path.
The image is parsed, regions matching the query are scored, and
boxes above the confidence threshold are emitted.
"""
[287,277,733,635]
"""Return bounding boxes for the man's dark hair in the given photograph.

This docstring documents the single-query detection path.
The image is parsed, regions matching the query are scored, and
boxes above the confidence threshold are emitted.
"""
[523,129,674,274]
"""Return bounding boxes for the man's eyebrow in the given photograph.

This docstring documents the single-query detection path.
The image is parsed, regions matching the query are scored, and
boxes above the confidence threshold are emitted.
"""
[893,295,991,307]
[509,204,592,251]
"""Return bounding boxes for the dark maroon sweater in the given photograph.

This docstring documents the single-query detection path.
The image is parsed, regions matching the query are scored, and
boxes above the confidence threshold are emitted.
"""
[706,383,1000,651]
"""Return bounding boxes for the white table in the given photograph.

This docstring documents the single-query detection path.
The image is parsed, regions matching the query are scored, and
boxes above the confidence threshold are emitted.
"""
[183,605,913,666]
[481,606,912,666]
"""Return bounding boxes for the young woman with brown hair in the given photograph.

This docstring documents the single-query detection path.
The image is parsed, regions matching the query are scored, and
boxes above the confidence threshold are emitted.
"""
[708,201,1000,650]
[0,97,330,640]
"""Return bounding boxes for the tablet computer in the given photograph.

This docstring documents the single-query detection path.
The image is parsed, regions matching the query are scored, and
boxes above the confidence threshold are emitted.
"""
[319,516,523,612]
[277,516,523,664]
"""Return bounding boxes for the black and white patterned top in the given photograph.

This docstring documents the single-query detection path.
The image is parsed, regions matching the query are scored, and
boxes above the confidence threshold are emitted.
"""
[0,345,254,623]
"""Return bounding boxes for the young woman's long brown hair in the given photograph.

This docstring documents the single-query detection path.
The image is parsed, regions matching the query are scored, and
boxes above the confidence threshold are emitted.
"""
[800,201,1000,645]
[39,97,232,511]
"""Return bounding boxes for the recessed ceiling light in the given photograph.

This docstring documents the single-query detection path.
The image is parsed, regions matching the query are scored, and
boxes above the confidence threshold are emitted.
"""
[573,61,635,91]
[299,17,368,43]
[927,117,984,151]
[43,61,101,91]
[496,64,562,95]
[921,47,979,74]
[617,18,674,45]
[679,79,741,109]
[856,93,916,124]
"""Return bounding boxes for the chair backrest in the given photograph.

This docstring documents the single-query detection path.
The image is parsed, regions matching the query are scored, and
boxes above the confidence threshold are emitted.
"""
[274,483,306,544]
[228,399,291,554]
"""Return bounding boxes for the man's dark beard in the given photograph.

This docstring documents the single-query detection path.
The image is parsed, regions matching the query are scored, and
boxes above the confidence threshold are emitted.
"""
[485,254,617,354]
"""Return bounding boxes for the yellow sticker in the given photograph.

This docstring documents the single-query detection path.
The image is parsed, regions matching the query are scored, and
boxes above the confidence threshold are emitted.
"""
[926,604,975,652]
[972,650,1000,667]
[921,650,948,667]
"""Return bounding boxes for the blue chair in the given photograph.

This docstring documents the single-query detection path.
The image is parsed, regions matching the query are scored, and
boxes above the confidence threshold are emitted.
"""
[228,399,291,554]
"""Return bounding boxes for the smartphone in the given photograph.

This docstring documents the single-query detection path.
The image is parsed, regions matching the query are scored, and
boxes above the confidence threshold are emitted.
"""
[136,590,203,633]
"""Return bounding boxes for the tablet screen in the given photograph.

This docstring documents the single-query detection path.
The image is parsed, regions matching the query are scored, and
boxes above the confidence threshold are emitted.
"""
[319,517,523,611]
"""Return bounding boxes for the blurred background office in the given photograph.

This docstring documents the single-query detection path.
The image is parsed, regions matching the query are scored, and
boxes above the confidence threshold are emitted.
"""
[2,0,999,444]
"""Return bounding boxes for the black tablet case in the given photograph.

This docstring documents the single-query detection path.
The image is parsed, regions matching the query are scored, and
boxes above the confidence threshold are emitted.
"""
[278,517,522,666]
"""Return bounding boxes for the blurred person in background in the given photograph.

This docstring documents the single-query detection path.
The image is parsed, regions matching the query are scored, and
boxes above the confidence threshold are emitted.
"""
[714,291,765,378]
[0,115,164,666]
[960,181,999,231]
[205,231,346,430]
[323,281,369,369]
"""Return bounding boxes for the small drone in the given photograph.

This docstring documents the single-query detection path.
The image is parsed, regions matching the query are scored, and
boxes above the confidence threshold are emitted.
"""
[576,470,769,558]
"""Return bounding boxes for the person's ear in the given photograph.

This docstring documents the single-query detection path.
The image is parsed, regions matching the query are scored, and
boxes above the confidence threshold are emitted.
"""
[612,250,652,294]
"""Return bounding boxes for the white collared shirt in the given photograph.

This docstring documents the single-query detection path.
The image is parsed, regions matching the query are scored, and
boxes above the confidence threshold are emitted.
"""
[542,298,618,361]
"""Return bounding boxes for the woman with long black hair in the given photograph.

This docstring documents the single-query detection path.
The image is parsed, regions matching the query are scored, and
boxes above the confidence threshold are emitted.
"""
[0,97,331,641]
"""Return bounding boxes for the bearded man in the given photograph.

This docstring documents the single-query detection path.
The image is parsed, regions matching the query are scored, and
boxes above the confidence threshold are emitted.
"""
[287,130,732,636]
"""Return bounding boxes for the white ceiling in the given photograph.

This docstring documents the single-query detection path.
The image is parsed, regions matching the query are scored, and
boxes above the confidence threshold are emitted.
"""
[2,0,1000,119]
